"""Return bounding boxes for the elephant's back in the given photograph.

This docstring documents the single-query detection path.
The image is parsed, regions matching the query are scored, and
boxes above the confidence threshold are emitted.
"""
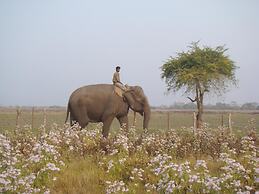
[69,84,114,103]
[67,84,116,122]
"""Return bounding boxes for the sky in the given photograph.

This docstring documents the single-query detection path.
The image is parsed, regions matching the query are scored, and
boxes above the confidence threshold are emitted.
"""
[0,0,259,106]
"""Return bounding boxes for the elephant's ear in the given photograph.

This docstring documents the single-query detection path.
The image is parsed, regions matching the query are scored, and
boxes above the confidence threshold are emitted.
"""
[123,91,135,109]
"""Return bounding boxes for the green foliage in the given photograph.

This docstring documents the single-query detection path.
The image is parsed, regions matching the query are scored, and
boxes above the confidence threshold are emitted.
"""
[161,42,238,95]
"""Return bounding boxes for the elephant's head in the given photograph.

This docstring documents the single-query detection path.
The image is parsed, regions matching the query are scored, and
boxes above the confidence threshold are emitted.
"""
[123,86,151,129]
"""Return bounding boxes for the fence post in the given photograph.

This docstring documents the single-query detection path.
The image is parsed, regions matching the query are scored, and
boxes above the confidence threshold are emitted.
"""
[31,107,35,130]
[43,108,47,129]
[193,112,196,133]
[167,111,170,130]
[228,113,232,134]
[16,107,21,129]
[221,114,224,127]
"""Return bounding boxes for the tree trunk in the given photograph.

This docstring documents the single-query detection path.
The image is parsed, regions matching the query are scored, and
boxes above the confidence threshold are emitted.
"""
[195,82,204,129]
[196,101,203,128]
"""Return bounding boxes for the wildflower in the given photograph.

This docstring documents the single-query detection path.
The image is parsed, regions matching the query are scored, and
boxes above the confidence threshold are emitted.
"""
[110,149,118,155]
[106,180,129,194]
[107,160,114,172]
[59,160,65,166]
[0,177,11,185]
[119,158,126,164]
[232,180,241,187]
[195,160,207,169]
[165,180,175,194]
[46,163,60,171]
[204,177,221,191]
[189,175,199,183]
[29,154,41,163]
[245,186,253,191]
[44,189,50,194]
[69,145,74,151]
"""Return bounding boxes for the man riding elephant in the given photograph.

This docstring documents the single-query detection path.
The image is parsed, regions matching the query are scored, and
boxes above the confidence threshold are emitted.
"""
[65,65,151,137]
[112,66,127,91]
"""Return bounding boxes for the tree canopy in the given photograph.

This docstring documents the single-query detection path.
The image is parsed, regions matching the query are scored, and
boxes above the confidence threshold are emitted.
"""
[161,42,238,128]
[161,42,237,96]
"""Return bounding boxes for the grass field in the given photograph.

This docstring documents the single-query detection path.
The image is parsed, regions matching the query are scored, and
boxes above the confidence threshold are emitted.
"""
[0,107,258,193]
[0,107,258,134]
[1,122,258,193]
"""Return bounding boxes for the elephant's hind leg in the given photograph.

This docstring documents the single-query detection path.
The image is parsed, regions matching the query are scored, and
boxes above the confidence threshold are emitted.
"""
[74,107,89,128]
[102,116,114,138]
[117,115,128,130]
[80,120,89,128]
[78,114,89,129]
[70,113,76,126]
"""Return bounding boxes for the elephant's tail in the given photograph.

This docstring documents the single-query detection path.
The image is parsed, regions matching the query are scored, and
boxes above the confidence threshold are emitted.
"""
[65,102,70,124]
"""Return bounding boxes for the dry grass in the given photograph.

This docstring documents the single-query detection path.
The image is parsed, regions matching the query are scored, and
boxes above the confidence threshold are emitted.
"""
[51,158,105,194]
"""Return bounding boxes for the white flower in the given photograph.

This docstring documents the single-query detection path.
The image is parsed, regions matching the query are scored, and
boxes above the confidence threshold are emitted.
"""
[110,149,118,155]
[29,155,41,163]
[106,180,129,194]
[46,163,60,171]
[165,180,175,194]
[245,186,253,191]
[119,158,126,164]
[107,160,114,172]
[195,160,207,169]
[189,175,199,183]
[44,189,50,194]
[232,180,241,187]
[59,160,65,166]
[69,145,74,151]
[0,177,11,185]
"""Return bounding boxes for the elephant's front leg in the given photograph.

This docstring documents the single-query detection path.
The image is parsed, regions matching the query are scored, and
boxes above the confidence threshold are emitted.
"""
[117,115,128,131]
[102,116,115,138]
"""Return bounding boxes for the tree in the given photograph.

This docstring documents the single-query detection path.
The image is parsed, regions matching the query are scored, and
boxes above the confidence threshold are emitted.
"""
[241,102,258,110]
[161,42,238,128]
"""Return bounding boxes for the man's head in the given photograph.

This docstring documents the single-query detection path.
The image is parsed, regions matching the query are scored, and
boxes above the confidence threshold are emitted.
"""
[116,66,121,72]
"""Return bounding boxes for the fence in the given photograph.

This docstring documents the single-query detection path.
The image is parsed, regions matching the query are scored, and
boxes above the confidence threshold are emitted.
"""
[0,107,65,132]
[0,107,258,133]
[147,111,234,132]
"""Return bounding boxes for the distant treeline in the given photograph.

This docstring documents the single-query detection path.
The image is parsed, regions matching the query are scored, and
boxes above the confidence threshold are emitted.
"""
[1,102,259,111]
[153,102,259,110]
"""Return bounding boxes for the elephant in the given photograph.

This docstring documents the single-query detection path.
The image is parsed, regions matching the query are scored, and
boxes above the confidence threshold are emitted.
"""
[65,84,151,137]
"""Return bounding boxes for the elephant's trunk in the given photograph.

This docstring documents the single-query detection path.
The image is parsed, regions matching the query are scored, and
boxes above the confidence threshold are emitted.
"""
[143,99,151,129]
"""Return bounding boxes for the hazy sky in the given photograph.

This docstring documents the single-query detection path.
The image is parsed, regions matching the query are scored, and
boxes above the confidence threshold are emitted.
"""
[0,0,258,106]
